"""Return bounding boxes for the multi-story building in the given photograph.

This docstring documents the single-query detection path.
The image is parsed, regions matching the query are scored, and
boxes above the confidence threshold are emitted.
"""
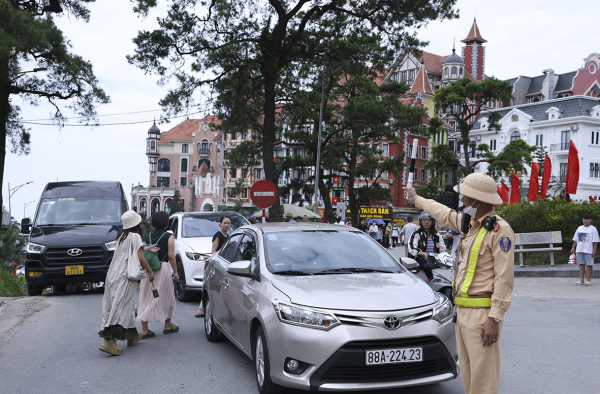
[470,95,600,200]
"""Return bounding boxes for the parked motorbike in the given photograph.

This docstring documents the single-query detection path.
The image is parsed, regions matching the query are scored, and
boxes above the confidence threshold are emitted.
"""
[400,252,455,303]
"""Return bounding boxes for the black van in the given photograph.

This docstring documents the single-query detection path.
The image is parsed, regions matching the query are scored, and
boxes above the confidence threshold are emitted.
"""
[21,181,129,295]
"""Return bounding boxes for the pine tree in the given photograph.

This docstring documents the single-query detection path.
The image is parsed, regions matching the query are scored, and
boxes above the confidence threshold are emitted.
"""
[172,189,185,213]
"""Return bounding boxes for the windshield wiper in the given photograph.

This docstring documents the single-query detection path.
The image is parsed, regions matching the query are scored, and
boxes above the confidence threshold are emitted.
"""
[315,268,395,274]
[273,270,313,276]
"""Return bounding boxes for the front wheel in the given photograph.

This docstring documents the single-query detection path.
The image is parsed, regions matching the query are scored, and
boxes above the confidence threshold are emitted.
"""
[255,326,282,394]
[204,297,224,342]
[174,260,193,302]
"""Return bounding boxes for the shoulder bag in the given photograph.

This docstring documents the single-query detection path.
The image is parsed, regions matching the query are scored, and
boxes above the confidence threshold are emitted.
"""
[143,232,168,271]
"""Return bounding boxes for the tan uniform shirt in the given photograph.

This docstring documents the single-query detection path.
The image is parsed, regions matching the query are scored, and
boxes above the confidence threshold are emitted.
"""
[415,196,515,321]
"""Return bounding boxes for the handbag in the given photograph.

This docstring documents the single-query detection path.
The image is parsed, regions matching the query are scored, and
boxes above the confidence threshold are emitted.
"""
[127,235,147,281]
[143,232,168,271]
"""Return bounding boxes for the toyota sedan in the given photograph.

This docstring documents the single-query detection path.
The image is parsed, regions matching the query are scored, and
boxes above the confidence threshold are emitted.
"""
[203,223,458,393]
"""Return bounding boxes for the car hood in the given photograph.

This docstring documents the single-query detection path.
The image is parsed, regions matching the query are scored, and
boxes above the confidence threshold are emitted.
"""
[182,237,213,255]
[29,224,120,247]
[271,272,438,311]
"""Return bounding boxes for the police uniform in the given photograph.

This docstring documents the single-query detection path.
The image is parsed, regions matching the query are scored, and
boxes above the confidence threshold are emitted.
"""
[413,173,515,394]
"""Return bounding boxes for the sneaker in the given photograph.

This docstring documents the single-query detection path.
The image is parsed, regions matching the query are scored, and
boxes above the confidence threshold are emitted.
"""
[100,340,123,356]
[127,332,143,347]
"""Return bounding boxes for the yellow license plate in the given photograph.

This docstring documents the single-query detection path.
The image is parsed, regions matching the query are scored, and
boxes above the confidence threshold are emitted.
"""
[65,266,84,275]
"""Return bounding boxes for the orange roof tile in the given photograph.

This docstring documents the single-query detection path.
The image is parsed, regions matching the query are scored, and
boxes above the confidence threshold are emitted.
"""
[197,162,211,176]
[159,115,221,143]
[409,64,434,95]
[419,50,447,75]
[461,19,487,43]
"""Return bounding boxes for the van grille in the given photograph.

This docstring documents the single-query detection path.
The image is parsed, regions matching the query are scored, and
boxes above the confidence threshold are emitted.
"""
[44,246,106,266]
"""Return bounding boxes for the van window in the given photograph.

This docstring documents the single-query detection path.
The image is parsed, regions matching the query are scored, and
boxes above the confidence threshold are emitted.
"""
[36,197,122,225]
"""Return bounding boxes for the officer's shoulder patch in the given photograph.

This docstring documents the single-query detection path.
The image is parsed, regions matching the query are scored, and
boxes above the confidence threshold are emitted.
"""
[493,222,501,233]
[499,237,512,252]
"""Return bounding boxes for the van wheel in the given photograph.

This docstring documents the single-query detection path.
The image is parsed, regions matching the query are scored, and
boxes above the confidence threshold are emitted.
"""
[204,297,224,342]
[255,326,282,394]
[174,260,193,302]
[27,284,43,296]
[52,284,66,293]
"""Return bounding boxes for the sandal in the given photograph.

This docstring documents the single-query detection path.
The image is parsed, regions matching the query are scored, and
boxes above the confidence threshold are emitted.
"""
[195,313,205,318]
[576,281,582,285]
[163,323,179,334]
[585,281,591,286]
[141,330,156,339]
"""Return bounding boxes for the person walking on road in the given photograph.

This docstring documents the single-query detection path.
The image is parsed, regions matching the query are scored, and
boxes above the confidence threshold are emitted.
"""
[368,221,378,239]
[400,217,417,256]
[196,216,231,318]
[98,210,157,356]
[571,212,599,286]
[391,222,400,249]
[138,211,179,338]
[405,173,515,394]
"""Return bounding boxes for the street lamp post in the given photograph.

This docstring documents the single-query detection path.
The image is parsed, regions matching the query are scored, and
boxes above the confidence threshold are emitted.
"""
[8,181,33,224]
[24,200,36,218]
[313,58,355,211]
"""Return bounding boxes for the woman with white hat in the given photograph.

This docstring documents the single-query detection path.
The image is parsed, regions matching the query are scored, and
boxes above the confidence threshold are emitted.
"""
[98,210,157,356]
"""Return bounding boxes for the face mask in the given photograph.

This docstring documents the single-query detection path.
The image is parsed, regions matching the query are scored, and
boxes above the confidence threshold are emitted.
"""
[463,200,479,217]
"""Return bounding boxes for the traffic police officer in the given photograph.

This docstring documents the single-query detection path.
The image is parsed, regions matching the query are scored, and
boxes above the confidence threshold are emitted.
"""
[404,173,515,394]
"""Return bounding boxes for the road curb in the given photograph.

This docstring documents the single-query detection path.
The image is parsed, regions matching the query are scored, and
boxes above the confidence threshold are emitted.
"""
[514,265,600,278]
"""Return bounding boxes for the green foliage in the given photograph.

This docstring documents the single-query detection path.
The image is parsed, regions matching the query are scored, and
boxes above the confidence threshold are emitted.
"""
[495,199,600,249]
[219,199,244,215]
[486,140,537,179]
[0,268,27,297]
[172,189,185,213]
[0,220,26,264]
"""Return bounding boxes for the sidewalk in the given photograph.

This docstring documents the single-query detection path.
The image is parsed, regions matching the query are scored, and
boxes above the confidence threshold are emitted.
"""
[385,244,599,278]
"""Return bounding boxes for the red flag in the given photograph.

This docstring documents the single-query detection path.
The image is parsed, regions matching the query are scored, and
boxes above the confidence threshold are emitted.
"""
[333,176,341,183]
[510,173,520,204]
[501,181,510,204]
[541,154,552,199]
[497,185,502,199]
[528,163,541,202]
[565,141,579,194]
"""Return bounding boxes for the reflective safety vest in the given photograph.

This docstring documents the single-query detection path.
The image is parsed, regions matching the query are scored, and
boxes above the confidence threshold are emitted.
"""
[453,216,501,308]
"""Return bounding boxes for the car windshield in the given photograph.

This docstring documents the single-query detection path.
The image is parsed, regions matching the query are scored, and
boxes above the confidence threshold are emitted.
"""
[35,197,122,225]
[263,230,405,274]
[182,215,249,238]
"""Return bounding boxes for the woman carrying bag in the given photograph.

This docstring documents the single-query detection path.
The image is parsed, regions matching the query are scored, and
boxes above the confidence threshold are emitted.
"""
[99,210,157,356]
[138,211,179,338]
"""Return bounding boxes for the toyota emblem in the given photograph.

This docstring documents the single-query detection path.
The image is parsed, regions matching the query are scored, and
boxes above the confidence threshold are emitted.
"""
[383,315,402,330]
[67,248,83,257]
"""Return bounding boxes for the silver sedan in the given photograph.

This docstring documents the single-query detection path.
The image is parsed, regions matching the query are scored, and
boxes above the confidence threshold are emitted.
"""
[203,223,458,393]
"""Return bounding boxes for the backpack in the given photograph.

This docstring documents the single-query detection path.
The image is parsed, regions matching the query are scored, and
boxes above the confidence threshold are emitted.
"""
[143,232,168,271]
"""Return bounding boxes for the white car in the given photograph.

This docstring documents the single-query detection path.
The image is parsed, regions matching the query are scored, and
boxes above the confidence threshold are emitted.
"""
[168,211,249,301]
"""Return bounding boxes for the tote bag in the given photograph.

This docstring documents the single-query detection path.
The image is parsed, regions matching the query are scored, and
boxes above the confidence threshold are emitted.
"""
[127,235,147,281]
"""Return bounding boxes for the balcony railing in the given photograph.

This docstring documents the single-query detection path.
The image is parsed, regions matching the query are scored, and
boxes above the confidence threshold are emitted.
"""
[198,148,210,155]
[550,143,569,151]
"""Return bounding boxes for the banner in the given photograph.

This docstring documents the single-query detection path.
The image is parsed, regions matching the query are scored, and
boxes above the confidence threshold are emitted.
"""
[541,154,552,199]
[510,173,520,204]
[565,141,579,194]
[527,162,541,201]
[345,206,393,221]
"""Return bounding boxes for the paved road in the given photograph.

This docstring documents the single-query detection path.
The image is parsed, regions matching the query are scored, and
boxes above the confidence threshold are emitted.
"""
[1,278,599,394]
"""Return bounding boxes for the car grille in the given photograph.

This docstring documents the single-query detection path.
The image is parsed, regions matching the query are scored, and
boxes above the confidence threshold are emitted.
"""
[309,337,456,387]
[44,246,106,267]
[336,310,433,329]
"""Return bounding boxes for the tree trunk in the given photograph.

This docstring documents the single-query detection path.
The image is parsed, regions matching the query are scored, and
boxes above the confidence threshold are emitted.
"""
[347,150,360,228]
[317,170,336,224]
[0,57,9,214]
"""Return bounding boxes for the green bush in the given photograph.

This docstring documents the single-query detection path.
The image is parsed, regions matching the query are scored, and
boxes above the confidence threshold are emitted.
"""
[496,199,600,249]
[0,268,27,297]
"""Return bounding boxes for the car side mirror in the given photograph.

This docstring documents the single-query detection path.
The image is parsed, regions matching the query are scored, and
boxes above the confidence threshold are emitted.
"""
[399,257,419,270]
[21,218,31,235]
[227,260,257,280]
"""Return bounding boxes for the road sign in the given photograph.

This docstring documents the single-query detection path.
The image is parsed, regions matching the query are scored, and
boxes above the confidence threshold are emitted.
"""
[250,180,278,208]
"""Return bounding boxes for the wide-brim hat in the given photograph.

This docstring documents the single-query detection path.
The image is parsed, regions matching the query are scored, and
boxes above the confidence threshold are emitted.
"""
[453,173,503,205]
[122,210,142,229]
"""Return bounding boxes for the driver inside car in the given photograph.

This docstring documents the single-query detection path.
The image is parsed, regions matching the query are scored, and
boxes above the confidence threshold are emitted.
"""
[407,211,446,282]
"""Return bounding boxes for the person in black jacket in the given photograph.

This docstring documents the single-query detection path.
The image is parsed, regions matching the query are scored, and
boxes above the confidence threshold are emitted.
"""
[407,211,446,282]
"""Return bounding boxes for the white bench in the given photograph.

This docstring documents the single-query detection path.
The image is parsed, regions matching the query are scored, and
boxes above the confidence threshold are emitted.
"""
[515,231,563,267]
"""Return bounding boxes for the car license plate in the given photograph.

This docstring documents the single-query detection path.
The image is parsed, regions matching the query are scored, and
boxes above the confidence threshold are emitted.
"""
[65,266,84,275]
[366,347,423,365]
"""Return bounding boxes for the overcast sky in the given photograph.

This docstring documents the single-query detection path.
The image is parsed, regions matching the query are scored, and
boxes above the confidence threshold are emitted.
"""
[5,0,600,223]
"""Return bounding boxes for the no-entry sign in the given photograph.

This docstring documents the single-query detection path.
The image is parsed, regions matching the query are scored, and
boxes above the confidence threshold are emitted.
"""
[250,180,278,208]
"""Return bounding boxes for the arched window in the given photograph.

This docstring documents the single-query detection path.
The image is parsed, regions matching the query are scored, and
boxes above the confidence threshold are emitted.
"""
[150,141,155,150]
[181,158,188,172]
[198,158,211,169]
[532,97,540,103]
[199,139,209,155]
[510,131,521,141]
[139,198,147,215]
[164,198,173,214]
[459,67,463,76]
[209,143,213,153]
[151,198,160,216]
[157,158,171,172]
[444,67,449,76]
[517,89,526,105]
[451,66,457,77]
[182,144,188,153]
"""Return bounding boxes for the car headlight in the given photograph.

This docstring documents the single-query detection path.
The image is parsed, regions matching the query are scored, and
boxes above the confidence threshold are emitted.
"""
[185,252,204,261]
[105,241,117,251]
[26,243,44,254]
[432,294,454,323]
[273,301,341,331]
[443,255,454,267]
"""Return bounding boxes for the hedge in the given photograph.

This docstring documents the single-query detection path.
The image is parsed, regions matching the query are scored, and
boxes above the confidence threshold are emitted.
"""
[495,199,600,248]
[0,268,27,297]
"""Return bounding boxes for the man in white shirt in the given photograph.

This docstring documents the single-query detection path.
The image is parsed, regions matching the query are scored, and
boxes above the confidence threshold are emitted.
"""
[571,212,599,286]
[391,222,400,249]
[400,217,418,257]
